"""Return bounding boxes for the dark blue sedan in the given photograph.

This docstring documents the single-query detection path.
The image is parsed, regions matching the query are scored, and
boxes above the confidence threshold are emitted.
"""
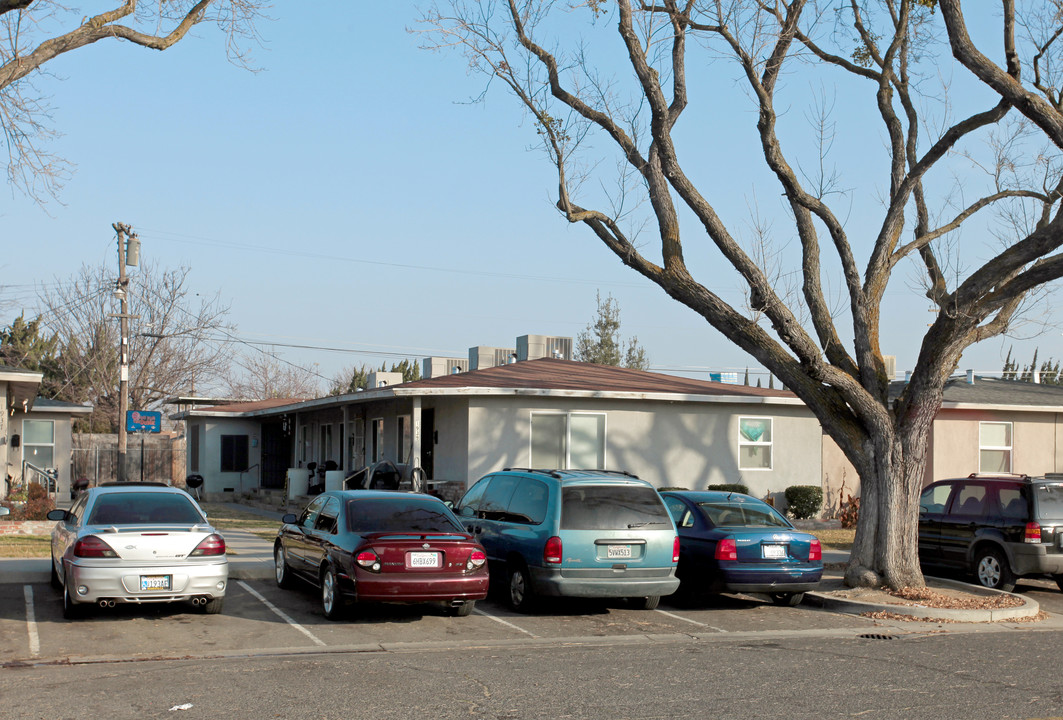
[659,491,822,606]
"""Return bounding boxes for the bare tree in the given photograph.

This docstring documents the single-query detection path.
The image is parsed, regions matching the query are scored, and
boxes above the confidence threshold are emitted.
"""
[0,0,268,202]
[38,261,234,431]
[420,0,1063,589]
[224,350,321,401]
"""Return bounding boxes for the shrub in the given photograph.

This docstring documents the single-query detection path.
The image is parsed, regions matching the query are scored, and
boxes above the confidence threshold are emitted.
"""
[2,483,56,520]
[707,483,750,495]
[839,493,860,528]
[784,485,824,520]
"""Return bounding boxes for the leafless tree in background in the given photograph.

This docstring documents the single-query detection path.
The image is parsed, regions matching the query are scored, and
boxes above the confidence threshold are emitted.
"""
[38,261,234,431]
[223,350,321,401]
[421,0,1063,589]
[0,0,269,202]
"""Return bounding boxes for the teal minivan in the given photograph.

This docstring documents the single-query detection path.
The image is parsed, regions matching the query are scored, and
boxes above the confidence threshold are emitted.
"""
[454,469,680,611]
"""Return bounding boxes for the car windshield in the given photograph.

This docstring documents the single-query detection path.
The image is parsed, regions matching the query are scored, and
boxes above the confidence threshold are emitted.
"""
[1034,484,1063,520]
[346,498,464,533]
[86,492,205,525]
[697,501,790,528]
[560,485,670,530]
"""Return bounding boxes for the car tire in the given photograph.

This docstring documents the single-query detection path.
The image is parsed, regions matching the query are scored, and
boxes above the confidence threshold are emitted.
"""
[974,548,1016,592]
[447,600,475,617]
[62,579,83,620]
[628,595,661,610]
[49,555,62,591]
[201,597,224,615]
[507,562,537,613]
[320,565,344,620]
[274,545,295,589]
[770,592,804,607]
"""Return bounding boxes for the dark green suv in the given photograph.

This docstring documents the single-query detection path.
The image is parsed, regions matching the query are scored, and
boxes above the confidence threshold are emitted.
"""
[918,473,1063,592]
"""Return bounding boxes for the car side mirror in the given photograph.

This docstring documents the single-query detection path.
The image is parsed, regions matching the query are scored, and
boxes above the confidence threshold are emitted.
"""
[281,513,298,524]
[0,506,9,518]
[46,509,68,521]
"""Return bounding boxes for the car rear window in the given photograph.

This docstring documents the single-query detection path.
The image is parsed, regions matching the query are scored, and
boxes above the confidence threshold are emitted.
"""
[560,485,670,530]
[87,492,205,525]
[697,502,789,528]
[1034,484,1063,520]
[346,498,464,533]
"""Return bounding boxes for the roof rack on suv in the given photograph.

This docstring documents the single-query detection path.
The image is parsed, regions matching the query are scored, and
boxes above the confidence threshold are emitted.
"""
[502,468,564,479]
[965,473,1029,480]
[98,481,172,487]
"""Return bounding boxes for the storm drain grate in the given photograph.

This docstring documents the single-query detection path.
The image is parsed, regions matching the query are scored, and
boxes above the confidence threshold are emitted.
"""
[858,633,898,640]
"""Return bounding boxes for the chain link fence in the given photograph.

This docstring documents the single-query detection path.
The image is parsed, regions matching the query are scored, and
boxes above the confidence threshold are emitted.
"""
[73,434,183,487]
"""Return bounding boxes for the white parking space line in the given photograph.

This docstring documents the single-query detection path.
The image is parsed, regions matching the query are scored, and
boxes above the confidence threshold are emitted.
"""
[237,581,326,647]
[473,607,538,638]
[654,608,728,633]
[23,585,40,657]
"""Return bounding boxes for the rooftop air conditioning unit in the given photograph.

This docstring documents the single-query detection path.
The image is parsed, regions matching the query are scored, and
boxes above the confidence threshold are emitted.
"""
[421,357,468,379]
[516,334,573,361]
[468,346,516,370]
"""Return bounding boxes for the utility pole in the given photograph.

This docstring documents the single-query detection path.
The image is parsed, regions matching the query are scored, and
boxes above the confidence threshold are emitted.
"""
[113,222,140,482]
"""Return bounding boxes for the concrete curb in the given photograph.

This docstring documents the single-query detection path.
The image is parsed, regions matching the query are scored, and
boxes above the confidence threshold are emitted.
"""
[804,575,1040,622]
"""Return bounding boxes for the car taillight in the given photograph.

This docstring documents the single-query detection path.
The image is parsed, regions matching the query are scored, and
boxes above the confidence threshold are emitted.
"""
[1025,522,1042,543]
[190,534,226,557]
[73,535,117,558]
[544,536,562,564]
[356,550,381,572]
[467,550,487,571]
[672,536,680,563]
[715,538,737,561]
[809,538,822,562]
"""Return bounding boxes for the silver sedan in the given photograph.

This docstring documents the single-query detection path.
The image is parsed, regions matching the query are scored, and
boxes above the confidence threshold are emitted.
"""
[48,483,228,618]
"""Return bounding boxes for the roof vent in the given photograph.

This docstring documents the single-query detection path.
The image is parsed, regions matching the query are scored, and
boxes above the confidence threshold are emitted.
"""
[966,369,974,384]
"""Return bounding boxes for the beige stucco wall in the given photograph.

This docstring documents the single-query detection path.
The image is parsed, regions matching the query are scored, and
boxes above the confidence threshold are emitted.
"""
[197,418,263,495]
[465,396,822,498]
[931,408,1062,479]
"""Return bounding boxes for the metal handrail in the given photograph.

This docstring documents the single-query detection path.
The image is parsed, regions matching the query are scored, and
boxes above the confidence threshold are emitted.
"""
[239,463,261,494]
[22,461,58,501]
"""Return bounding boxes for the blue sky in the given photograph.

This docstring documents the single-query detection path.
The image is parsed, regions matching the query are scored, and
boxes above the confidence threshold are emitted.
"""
[2,2,1058,390]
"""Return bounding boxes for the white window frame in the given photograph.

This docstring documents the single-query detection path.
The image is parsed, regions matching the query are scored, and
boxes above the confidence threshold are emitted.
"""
[738,416,773,471]
[22,418,56,470]
[979,421,1013,473]
[529,412,607,469]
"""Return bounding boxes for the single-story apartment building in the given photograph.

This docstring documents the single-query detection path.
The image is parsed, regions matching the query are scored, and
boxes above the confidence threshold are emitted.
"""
[174,357,821,505]
[1,363,93,500]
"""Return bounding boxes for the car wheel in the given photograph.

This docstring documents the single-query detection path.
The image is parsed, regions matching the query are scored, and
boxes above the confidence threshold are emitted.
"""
[507,562,537,613]
[446,600,475,617]
[628,596,661,610]
[201,597,224,615]
[62,579,83,620]
[49,555,62,591]
[274,545,295,589]
[770,592,804,607]
[974,548,1016,592]
[320,565,344,620]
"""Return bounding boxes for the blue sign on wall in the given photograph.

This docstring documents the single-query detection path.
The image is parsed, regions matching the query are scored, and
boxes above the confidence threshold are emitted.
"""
[127,410,162,433]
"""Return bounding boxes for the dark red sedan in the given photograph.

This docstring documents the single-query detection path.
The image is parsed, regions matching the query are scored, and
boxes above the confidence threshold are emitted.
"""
[274,491,489,619]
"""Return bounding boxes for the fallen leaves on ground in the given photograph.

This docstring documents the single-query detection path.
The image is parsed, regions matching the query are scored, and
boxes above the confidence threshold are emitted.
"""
[882,585,1025,610]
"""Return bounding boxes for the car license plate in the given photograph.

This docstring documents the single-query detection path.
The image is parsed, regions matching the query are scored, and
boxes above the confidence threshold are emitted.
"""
[607,545,632,559]
[762,544,786,559]
[141,575,171,591]
[407,551,441,568]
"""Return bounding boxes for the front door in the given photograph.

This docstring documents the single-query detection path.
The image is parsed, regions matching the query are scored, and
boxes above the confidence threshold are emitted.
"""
[422,408,435,479]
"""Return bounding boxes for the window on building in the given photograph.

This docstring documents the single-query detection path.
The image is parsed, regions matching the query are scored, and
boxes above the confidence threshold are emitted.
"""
[23,419,55,469]
[979,422,1012,472]
[738,417,772,470]
[530,413,605,469]
[221,435,249,473]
